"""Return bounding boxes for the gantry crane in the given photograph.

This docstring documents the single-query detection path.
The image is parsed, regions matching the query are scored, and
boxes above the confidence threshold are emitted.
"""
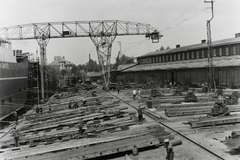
[0,20,161,100]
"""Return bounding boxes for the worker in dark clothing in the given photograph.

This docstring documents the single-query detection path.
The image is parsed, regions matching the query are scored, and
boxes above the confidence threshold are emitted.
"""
[138,105,143,122]
[13,111,18,124]
[12,127,20,147]
[49,103,52,112]
[78,119,84,136]
[117,86,120,94]
[69,100,72,109]
[74,102,79,108]
[39,105,43,115]
[82,99,87,106]
[164,139,174,160]
[35,104,40,115]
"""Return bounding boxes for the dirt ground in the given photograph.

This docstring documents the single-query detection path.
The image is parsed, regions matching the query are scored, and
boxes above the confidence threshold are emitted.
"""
[110,89,240,160]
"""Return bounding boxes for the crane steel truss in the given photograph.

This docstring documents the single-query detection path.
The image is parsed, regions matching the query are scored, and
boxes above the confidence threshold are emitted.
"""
[205,0,215,92]
[0,20,160,94]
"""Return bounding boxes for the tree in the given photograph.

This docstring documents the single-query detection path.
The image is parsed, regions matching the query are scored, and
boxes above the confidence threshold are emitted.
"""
[160,46,165,51]
[113,53,134,69]
[166,46,170,50]
[80,69,87,82]
[61,69,67,77]
[86,59,100,72]
[71,64,79,76]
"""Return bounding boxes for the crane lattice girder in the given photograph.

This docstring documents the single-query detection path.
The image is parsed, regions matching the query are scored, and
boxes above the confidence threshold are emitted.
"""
[0,20,157,40]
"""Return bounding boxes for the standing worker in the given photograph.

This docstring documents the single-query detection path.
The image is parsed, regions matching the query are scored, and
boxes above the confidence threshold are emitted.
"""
[13,111,18,124]
[137,89,141,103]
[164,139,174,160]
[39,105,43,115]
[133,89,137,100]
[117,86,120,94]
[69,100,72,109]
[78,119,84,136]
[138,105,143,122]
[35,104,40,115]
[74,101,79,108]
[12,127,20,147]
[49,102,52,112]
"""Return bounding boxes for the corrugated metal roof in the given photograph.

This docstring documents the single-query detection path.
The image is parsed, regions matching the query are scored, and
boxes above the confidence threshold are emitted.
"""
[123,55,240,72]
[87,72,102,77]
[137,37,240,58]
[117,63,137,71]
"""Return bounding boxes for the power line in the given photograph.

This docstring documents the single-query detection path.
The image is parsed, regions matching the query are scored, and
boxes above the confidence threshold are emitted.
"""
[160,0,203,33]
[122,39,149,53]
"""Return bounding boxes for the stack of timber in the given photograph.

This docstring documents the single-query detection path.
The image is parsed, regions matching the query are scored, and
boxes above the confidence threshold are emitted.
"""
[164,103,240,117]
[141,95,215,107]
[189,115,240,128]
[0,86,175,160]
[0,125,174,160]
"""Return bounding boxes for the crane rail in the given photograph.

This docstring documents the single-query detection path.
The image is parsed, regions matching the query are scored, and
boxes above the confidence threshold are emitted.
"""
[110,92,225,160]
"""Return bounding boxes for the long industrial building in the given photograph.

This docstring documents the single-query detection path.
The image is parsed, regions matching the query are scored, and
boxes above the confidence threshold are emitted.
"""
[120,34,240,87]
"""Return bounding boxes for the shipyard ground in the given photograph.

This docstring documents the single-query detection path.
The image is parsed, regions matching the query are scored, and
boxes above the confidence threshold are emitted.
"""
[0,87,240,160]
[110,89,240,160]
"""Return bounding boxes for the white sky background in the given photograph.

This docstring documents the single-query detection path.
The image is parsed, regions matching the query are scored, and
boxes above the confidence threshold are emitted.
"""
[0,0,239,65]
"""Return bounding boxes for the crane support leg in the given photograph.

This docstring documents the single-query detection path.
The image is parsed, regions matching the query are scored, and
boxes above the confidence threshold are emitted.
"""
[90,34,116,91]
[36,35,49,101]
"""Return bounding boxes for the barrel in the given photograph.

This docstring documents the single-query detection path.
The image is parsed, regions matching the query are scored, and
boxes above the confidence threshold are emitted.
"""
[147,101,152,108]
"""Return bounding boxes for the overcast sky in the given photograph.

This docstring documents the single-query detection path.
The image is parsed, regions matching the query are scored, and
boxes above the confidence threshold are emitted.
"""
[0,0,239,65]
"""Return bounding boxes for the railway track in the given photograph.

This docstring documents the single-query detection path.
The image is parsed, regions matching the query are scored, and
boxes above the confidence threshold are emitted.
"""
[110,92,225,160]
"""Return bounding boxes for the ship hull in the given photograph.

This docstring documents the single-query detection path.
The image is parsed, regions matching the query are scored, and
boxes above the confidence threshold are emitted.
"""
[0,61,29,118]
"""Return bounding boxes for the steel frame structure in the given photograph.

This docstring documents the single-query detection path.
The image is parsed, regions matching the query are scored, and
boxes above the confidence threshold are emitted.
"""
[0,20,160,95]
[205,0,215,92]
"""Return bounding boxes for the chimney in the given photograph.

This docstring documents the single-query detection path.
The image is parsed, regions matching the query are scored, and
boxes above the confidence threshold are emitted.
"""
[89,54,91,61]
[235,33,240,38]
[201,39,206,43]
[176,44,180,48]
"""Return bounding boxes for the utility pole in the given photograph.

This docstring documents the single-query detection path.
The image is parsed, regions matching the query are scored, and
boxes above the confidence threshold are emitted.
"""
[117,41,122,57]
[204,0,215,93]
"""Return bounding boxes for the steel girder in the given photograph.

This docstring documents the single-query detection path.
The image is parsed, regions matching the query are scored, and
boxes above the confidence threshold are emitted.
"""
[0,20,157,40]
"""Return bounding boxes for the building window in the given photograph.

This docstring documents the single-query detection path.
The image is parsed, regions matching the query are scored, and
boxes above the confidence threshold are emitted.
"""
[174,54,176,61]
[219,48,222,56]
[156,56,158,63]
[166,55,168,61]
[152,57,155,63]
[182,53,185,60]
[226,47,229,56]
[196,51,199,58]
[191,52,194,59]
[159,56,161,62]
[213,48,216,57]
[201,50,204,58]
[162,56,165,62]
[170,55,172,61]
[178,54,181,60]
[232,46,236,55]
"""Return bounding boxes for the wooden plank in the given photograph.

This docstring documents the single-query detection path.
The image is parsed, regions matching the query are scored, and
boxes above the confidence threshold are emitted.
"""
[165,105,240,117]
[1,131,164,159]
[156,102,214,110]
[1,116,134,147]
[4,133,174,160]
[166,109,210,117]
[190,116,240,128]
